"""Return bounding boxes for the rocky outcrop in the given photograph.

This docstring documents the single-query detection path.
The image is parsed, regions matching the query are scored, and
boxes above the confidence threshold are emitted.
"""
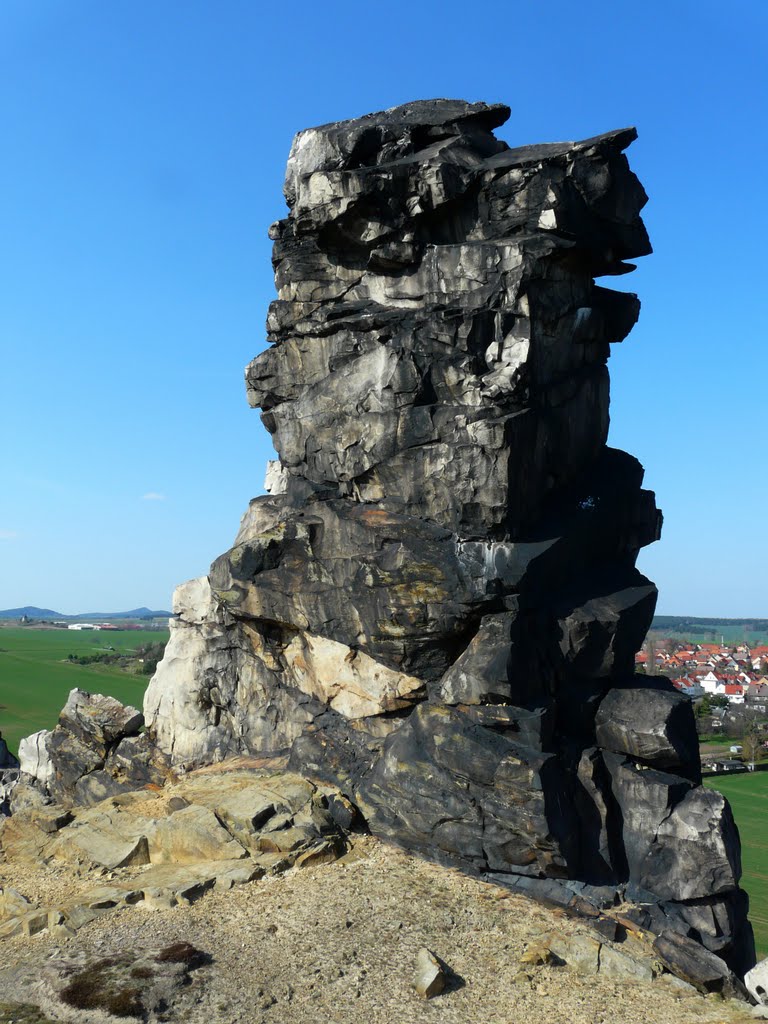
[12,689,170,810]
[10,99,755,990]
[0,765,350,940]
[136,99,754,982]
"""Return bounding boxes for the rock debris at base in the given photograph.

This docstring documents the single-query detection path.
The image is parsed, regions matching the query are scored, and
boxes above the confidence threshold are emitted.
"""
[0,836,758,1024]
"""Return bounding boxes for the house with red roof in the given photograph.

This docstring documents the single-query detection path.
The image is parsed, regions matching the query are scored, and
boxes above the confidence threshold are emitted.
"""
[724,683,745,704]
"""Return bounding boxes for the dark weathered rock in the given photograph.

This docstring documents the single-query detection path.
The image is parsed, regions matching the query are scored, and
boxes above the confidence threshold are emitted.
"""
[354,703,575,876]
[438,611,520,705]
[595,687,700,778]
[248,104,649,539]
[15,99,752,986]
[555,570,658,678]
[0,733,18,770]
[604,752,741,901]
[18,689,150,806]
[574,746,624,884]
[653,931,747,998]
[661,889,755,976]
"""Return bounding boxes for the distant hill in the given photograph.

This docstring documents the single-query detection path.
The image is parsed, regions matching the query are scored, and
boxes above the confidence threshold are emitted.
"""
[0,606,61,619]
[0,605,172,620]
[75,607,172,620]
[652,616,768,631]
[651,616,768,644]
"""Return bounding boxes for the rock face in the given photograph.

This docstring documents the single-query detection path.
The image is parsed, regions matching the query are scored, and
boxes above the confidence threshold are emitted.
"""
[12,689,168,811]
[105,99,753,980]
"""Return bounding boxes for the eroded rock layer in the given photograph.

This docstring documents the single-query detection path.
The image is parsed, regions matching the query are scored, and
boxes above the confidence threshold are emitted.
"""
[14,100,752,983]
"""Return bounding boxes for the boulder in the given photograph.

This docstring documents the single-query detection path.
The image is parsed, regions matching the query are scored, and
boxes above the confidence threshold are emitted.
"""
[746,958,768,1006]
[595,687,700,776]
[58,688,143,747]
[555,569,658,678]
[604,753,740,901]
[650,788,742,900]
[653,931,745,998]
[38,689,146,805]
[17,730,53,785]
[414,947,447,999]
[662,889,754,975]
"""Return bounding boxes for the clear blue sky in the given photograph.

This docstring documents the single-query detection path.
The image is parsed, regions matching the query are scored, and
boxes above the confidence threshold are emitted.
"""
[1,0,765,616]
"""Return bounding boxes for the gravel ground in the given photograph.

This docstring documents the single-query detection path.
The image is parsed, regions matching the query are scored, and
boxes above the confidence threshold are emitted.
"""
[0,836,756,1024]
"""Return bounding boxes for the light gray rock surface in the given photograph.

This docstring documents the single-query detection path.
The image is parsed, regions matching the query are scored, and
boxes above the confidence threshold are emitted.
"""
[414,947,447,998]
[746,958,768,1005]
[17,730,54,786]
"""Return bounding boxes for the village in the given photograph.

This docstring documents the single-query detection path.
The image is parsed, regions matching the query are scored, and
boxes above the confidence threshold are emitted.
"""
[638,640,768,704]
[636,639,768,772]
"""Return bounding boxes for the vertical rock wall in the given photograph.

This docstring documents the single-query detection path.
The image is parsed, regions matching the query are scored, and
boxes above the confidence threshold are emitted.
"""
[143,100,754,976]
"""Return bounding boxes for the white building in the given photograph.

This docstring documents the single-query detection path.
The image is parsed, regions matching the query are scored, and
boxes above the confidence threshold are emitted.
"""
[699,670,719,694]
[678,679,705,699]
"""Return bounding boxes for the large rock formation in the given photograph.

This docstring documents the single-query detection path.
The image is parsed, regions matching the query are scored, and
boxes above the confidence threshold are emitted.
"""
[14,100,753,985]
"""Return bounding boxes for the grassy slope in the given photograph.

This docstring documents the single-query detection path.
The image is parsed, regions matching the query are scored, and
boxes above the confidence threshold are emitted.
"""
[705,772,768,957]
[0,627,168,756]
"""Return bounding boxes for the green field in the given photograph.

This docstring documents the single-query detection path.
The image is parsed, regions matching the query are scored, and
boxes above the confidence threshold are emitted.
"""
[650,618,768,646]
[0,627,168,756]
[705,772,768,957]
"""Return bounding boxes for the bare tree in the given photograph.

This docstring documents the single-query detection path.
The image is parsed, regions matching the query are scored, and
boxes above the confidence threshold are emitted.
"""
[646,636,658,676]
[742,710,764,768]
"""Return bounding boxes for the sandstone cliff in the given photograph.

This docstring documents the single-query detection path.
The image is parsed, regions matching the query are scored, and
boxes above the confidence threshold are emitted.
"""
[7,99,756,991]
